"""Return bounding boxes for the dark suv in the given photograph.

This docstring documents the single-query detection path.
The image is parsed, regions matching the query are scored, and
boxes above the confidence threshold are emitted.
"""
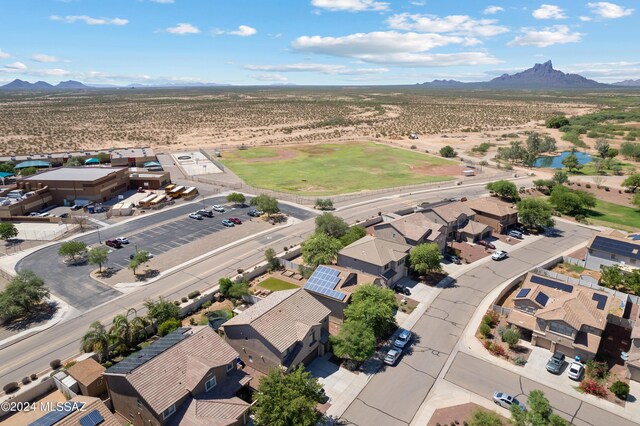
[105,239,122,249]
[196,209,214,218]
[546,352,565,374]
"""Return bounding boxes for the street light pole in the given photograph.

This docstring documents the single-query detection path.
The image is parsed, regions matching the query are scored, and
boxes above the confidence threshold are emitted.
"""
[96,225,102,244]
[202,194,206,210]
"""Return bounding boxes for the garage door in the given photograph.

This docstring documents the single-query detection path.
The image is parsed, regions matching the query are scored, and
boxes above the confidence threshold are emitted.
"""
[536,337,552,350]
[557,345,577,359]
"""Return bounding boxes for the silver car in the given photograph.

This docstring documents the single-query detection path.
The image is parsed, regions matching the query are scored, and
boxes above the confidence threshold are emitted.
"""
[493,392,526,411]
[384,348,401,366]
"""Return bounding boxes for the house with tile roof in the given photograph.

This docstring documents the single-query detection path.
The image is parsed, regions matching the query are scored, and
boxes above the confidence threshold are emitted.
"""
[585,233,640,272]
[423,201,491,243]
[221,288,330,374]
[103,326,250,426]
[373,212,447,253]
[465,197,518,234]
[337,235,411,286]
[19,396,120,426]
[506,273,613,360]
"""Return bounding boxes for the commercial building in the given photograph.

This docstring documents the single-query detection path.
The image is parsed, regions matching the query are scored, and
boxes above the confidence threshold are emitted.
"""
[110,148,157,167]
[0,147,157,168]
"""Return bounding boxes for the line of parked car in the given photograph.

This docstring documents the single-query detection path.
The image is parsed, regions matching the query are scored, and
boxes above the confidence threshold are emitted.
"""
[384,328,412,366]
[546,351,584,380]
[187,205,263,226]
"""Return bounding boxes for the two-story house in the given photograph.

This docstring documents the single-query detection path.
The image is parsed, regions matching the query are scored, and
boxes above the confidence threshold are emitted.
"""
[465,197,518,234]
[373,212,447,253]
[423,201,491,243]
[506,273,612,360]
[104,326,251,426]
[337,235,411,286]
[585,233,640,271]
[221,288,330,374]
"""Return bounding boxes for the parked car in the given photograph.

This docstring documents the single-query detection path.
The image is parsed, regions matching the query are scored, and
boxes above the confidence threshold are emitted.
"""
[248,209,263,217]
[196,209,214,218]
[493,392,526,411]
[508,229,524,239]
[445,254,462,264]
[28,211,40,216]
[213,205,225,212]
[478,240,496,249]
[229,217,242,225]
[222,219,235,227]
[491,250,508,261]
[394,329,412,349]
[394,285,411,296]
[189,213,203,220]
[384,348,401,366]
[59,213,69,219]
[137,187,146,193]
[105,239,122,249]
[546,352,566,374]
[71,204,83,211]
[94,206,107,213]
[567,361,584,380]
[115,237,129,244]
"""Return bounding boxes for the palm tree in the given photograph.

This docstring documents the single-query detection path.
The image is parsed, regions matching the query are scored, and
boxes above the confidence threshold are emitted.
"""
[81,321,110,363]
[109,308,149,352]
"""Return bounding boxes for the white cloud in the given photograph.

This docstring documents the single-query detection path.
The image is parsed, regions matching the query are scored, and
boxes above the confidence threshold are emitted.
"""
[228,25,257,37]
[532,4,567,20]
[245,63,388,75]
[484,6,504,15]
[410,1,427,6]
[150,0,174,3]
[5,62,27,70]
[579,16,593,21]
[0,49,10,59]
[386,13,508,37]
[165,23,200,35]
[587,2,633,19]
[30,68,70,76]
[50,15,128,26]
[292,31,499,67]
[250,74,289,82]
[31,54,60,63]
[508,25,582,47]
[310,0,389,12]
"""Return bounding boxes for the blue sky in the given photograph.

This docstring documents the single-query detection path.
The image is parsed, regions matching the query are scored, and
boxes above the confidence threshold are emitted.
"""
[0,0,638,85]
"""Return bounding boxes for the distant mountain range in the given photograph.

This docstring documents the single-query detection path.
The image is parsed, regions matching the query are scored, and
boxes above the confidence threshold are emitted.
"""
[0,79,231,90]
[418,61,621,89]
[612,79,640,87]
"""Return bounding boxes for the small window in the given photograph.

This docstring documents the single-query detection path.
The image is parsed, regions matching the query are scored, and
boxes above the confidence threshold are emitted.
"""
[205,376,217,392]
[226,363,234,372]
[310,330,316,345]
[163,404,176,420]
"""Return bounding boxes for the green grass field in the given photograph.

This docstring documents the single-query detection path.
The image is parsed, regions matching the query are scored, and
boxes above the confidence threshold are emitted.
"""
[221,142,457,195]
[586,199,640,231]
[258,277,299,292]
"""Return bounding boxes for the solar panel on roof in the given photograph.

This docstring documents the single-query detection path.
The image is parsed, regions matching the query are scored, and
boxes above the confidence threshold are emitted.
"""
[304,266,347,301]
[516,288,531,298]
[79,410,105,426]
[591,236,640,260]
[29,403,84,426]
[535,292,549,307]
[592,293,607,310]
[530,275,573,293]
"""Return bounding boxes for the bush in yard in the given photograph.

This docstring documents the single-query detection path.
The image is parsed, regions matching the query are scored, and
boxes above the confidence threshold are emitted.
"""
[30,373,38,380]
[610,381,630,399]
[174,300,180,305]
[158,318,181,337]
[479,323,491,338]
[21,376,31,385]
[3,382,19,393]
[440,145,457,158]
[483,340,492,350]
[580,379,607,397]
[586,360,609,380]
[188,290,201,299]
[501,327,521,349]
[181,297,188,303]
[468,409,502,426]
[202,300,212,309]
[50,359,61,369]
[490,343,506,357]
[513,355,526,366]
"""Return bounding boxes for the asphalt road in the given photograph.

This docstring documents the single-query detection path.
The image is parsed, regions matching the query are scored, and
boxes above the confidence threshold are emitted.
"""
[16,195,315,310]
[446,352,637,426]
[0,182,497,389]
[341,220,596,426]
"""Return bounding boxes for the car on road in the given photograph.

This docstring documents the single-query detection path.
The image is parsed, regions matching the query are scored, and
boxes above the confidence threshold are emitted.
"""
[493,392,526,411]
[445,254,462,264]
[196,209,214,218]
[567,361,584,380]
[189,213,203,220]
[491,250,508,261]
[229,217,242,225]
[384,348,401,366]
[478,240,496,249]
[105,239,122,249]
[248,209,263,217]
[394,285,411,296]
[394,329,412,349]
[508,229,524,239]
[213,205,225,212]
[222,219,235,227]
[546,352,566,374]
[115,237,129,245]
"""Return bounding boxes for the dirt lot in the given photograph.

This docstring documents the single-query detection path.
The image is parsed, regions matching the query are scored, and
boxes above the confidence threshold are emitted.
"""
[428,402,509,426]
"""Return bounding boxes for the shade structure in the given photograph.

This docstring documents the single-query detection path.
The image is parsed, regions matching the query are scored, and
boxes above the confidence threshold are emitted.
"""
[84,157,100,165]
[15,160,50,169]
[143,161,162,168]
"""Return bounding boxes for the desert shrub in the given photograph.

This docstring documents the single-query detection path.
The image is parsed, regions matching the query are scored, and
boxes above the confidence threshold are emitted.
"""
[64,361,76,369]
[580,379,607,397]
[3,382,19,393]
[50,359,61,369]
[513,355,526,366]
[574,214,586,223]
[410,145,417,149]
[202,300,212,309]
[188,290,201,299]
[479,160,488,166]
[483,340,492,350]
[30,373,38,380]
[497,326,507,337]
[101,361,113,368]
[479,323,491,337]
[21,376,31,385]
[490,343,506,357]
[585,183,591,188]
[586,360,609,380]
[189,317,197,326]
[501,327,521,348]
[440,145,457,158]
[174,300,180,305]
[610,381,630,399]
[181,297,188,303]
[237,268,244,274]
[482,315,494,327]
[158,318,181,337]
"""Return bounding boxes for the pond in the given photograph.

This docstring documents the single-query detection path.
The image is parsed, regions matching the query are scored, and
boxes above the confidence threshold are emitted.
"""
[533,151,592,169]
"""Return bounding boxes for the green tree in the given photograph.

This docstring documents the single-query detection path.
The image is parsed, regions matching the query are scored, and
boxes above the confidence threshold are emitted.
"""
[143,296,180,326]
[20,166,38,176]
[315,213,349,238]
[468,409,503,426]
[600,265,624,289]
[552,170,568,185]
[622,174,640,193]
[545,115,569,129]
[0,270,49,321]
[314,198,334,210]
[128,250,150,275]
[253,366,324,426]
[227,192,246,205]
[330,319,376,364]
[634,192,640,208]
[66,156,84,167]
[340,225,367,247]
[227,282,250,299]
[218,277,234,296]
[0,163,15,174]
[58,241,87,262]
[510,390,569,426]
[88,247,109,273]
[265,248,280,270]
[549,186,595,215]
[439,145,457,158]
[526,132,545,153]
[409,243,442,274]
[158,318,181,336]
[301,233,342,268]
[561,152,582,173]
[80,321,110,363]
[487,180,518,200]
[109,308,149,352]
[96,152,111,164]
[607,148,619,158]
[250,194,280,217]
[595,139,610,158]
[344,284,397,338]
[501,327,521,349]
[516,198,555,229]
[0,222,19,242]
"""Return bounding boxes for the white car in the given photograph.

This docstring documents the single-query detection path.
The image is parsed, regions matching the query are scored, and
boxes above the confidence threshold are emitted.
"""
[567,361,584,380]
[213,205,225,212]
[189,213,203,220]
[384,348,401,366]
[492,250,508,261]
[394,329,412,349]
[115,237,129,244]
[493,392,526,411]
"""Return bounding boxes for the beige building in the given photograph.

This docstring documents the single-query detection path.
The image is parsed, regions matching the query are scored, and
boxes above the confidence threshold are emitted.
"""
[66,358,107,397]
[110,147,157,167]
[424,201,491,242]
[373,212,447,253]
[465,197,518,233]
[0,186,53,219]
[104,326,250,426]
[222,289,330,374]
[507,273,612,360]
